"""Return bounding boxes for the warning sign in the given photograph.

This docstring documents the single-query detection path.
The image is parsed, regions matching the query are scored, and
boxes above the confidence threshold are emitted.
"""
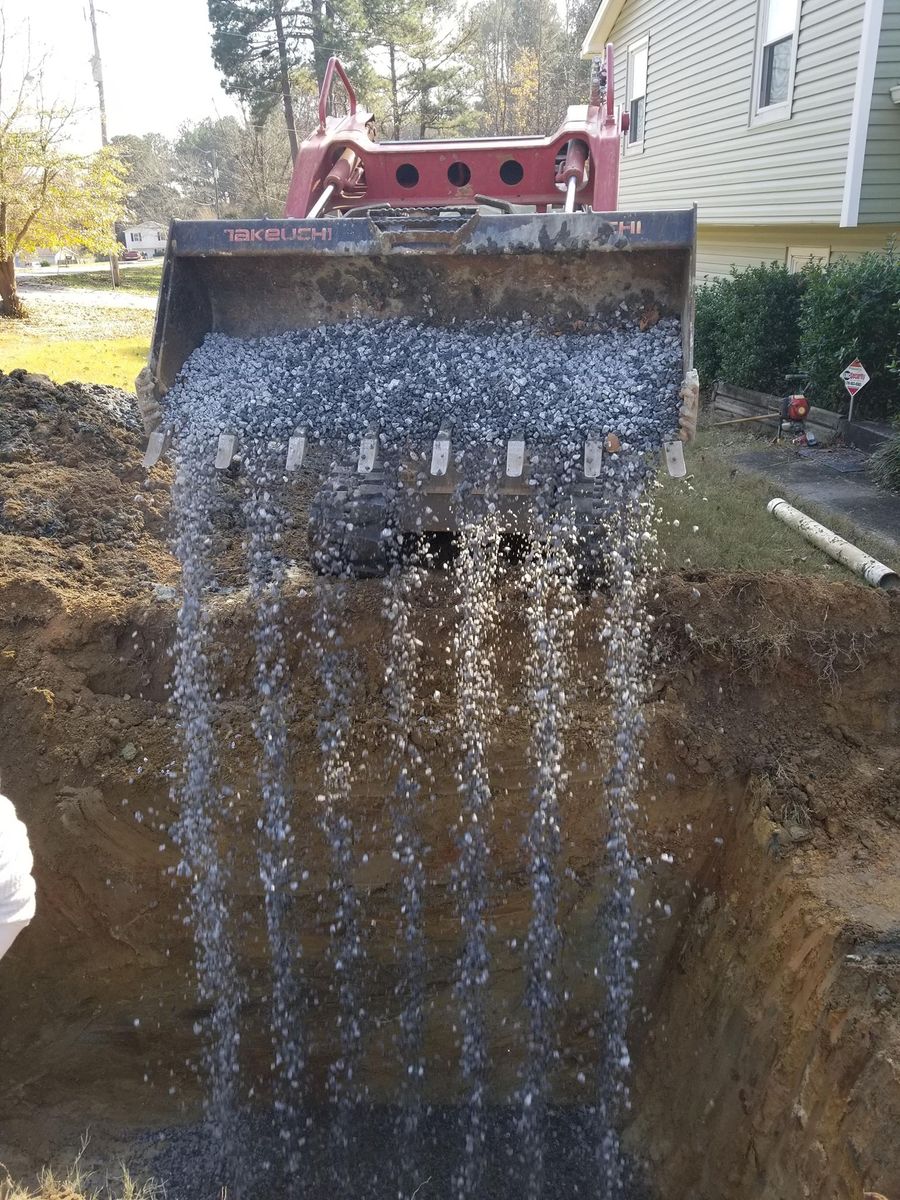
[840,359,870,397]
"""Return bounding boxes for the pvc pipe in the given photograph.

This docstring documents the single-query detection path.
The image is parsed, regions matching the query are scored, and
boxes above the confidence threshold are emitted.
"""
[767,498,899,589]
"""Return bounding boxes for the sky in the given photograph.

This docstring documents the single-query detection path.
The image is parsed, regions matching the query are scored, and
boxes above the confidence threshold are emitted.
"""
[3,0,242,148]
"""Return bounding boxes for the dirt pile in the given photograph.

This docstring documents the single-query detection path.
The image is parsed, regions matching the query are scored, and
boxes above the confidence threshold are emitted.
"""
[0,374,899,1199]
[0,370,174,608]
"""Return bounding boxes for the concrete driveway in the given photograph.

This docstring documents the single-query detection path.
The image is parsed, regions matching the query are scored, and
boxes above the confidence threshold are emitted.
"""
[736,446,900,555]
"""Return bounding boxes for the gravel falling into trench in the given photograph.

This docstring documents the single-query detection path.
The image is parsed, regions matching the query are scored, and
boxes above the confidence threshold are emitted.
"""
[165,317,673,1200]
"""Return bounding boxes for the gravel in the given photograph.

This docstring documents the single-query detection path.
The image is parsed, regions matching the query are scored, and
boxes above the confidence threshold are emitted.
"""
[162,316,683,464]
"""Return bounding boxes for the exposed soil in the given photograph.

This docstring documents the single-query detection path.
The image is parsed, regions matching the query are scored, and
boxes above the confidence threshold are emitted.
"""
[0,370,898,1199]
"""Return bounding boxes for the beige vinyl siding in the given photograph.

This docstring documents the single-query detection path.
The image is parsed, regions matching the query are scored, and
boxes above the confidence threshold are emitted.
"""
[608,0,864,223]
[696,222,899,278]
[858,0,900,222]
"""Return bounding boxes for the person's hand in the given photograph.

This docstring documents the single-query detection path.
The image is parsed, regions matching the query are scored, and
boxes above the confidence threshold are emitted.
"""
[678,369,699,443]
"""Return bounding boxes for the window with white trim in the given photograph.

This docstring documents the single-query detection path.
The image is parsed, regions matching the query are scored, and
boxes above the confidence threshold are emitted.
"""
[626,38,648,148]
[754,0,801,119]
[132,232,143,243]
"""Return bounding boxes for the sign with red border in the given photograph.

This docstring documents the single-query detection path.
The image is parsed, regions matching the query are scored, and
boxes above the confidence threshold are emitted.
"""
[840,359,870,397]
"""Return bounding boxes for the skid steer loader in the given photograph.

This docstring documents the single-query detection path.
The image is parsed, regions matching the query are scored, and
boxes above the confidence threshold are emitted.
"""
[139,47,697,575]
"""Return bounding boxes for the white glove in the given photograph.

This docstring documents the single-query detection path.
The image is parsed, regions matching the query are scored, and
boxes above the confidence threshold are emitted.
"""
[0,794,36,960]
[678,369,699,443]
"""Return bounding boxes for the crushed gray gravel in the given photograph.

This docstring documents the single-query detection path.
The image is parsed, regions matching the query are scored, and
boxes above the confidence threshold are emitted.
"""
[162,316,682,462]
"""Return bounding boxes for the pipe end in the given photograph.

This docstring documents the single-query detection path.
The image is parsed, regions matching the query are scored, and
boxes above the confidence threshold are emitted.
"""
[767,497,785,515]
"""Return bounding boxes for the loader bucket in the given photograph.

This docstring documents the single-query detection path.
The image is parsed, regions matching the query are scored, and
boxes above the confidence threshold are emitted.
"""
[147,209,696,573]
[147,209,696,403]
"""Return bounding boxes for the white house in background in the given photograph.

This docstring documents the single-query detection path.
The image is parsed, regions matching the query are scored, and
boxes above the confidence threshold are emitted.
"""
[122,222,167,256]
[582,0,900,279]
[14,247,78,268]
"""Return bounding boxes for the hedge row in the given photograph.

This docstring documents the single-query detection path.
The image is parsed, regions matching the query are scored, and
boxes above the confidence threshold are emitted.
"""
[695,249,900,419]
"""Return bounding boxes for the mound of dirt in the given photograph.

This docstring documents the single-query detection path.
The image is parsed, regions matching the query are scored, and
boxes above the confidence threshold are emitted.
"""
[0,370,175,610]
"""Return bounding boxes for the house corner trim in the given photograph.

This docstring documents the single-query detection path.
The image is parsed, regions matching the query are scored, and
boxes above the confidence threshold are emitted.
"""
[840,0,884,228]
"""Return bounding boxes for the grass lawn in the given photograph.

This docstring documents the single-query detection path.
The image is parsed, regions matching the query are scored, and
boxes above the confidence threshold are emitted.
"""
[19,261,163,297]
[0,333,150,390]
[657,427,898,579]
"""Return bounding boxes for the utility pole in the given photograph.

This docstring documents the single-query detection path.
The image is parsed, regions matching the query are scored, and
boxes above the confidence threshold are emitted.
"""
[87,0,120,287]
[213,149,221,218]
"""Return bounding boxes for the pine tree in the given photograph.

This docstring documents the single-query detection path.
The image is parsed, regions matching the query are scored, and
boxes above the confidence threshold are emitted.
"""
[361,0,469,139]
[465,0,570,136]
[207,0,369,161]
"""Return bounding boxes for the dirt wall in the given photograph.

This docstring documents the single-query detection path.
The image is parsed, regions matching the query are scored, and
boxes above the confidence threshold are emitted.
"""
[1,370,899,1199]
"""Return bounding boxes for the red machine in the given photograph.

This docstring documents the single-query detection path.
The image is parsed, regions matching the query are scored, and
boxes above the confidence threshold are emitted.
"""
[285,47,624,219]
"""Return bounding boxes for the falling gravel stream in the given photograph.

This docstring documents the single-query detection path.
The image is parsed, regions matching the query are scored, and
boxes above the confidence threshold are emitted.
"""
[165,316,676,1199]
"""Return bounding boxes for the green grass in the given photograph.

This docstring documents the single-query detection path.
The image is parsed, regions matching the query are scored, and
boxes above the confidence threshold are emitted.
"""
[657,428,899,578]
[0,334,149,389]
[19,261,163,296]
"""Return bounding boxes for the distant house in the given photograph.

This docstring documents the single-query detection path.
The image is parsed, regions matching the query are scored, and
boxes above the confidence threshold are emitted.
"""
[582,0,900,279]
[14,248,78,268]
[122,222,167,256]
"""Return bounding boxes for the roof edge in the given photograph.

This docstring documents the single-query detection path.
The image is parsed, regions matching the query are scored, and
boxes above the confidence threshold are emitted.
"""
[580,0,627,58]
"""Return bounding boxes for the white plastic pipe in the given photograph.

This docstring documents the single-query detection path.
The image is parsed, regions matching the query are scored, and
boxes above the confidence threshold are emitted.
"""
[767,498,899,589]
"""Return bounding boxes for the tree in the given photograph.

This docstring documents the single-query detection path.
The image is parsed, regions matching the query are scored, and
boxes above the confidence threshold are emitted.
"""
[0,18,127,316]
[175,117,245,215]
[207,0,368,162]
[173,97,314,218]
[111,133,184,223]
[362,0,472,139]
[465,0,571,136]
[208,0,305,161]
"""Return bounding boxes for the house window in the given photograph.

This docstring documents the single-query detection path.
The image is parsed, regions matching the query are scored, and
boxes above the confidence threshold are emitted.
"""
[755,0,800,118]
[626,39,648,147]
[132,232,142,243]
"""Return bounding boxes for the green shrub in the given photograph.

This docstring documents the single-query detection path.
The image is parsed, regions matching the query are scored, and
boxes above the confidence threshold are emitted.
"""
[693,277,724,388]
[799,248,900,418]
[694,263,803,394]
[867,429,900,491]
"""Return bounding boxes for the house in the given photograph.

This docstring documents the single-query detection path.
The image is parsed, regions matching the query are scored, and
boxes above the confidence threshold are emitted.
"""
[582,0,900,279]
[14,248,79,268]
[121,222,167,256]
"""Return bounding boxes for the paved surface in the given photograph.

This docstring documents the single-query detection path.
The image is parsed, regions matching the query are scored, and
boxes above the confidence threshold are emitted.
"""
[736,447,900,556]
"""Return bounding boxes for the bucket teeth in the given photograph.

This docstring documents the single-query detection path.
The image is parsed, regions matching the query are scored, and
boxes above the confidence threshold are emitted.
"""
[505,435,525,478]
[583,435,603,479]
[663,439,686,478]
[215,433,239,470]
[431,422,452,476]
[358,428,379,474]
[286,428,307,471]
[142,429,171,469]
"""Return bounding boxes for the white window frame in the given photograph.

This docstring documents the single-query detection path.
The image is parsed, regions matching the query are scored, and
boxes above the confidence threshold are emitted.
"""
[750,0,802,126]
[624,36,649,154]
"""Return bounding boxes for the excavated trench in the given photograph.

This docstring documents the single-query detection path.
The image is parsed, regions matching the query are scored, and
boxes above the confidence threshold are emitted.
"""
[1,372,899,1199]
